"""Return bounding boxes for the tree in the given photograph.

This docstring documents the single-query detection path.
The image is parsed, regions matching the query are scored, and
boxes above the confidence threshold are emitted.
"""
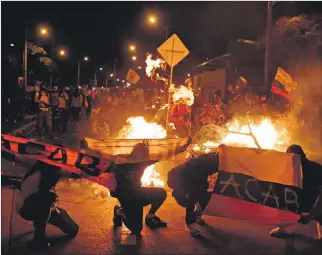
[269,14,322,69]
[27,42,59,82]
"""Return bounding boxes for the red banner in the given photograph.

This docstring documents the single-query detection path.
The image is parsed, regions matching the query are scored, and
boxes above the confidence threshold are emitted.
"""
[1,134,113,177]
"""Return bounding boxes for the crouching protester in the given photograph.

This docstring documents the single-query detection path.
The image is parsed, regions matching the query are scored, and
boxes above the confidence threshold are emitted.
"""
[270,145,322,240]
[110,143,167,235]
[167,152,219,236]
[16,160,79,250]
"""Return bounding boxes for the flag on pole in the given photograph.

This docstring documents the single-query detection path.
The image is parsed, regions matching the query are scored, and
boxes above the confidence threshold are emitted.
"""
[274,67,298,92]
[203,145,303,225]
[126,69,140,85]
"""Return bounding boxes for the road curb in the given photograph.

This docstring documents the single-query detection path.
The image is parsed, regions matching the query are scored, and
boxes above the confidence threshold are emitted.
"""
[10,121,36,137]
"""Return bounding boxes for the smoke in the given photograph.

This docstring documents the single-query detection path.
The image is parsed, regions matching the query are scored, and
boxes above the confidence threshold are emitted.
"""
[288,60,322,159]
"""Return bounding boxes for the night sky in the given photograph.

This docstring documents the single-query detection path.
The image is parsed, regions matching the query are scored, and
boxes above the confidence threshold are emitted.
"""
[2,1,322,85]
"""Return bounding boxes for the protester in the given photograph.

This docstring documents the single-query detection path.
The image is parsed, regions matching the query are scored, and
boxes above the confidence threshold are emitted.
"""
[225,84,236,104]
[35,86,53,138]
[17,161,79,249]
[57,88,69,133]
[50,86,59,133]
[111,143,167,235]
[71,89,83,123]
[167,152,218,236]
[169,101,191,138]
[270,145,322,240]
[83,88,92,119]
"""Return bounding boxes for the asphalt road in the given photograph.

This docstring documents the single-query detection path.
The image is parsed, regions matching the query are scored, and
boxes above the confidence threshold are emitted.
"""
[1,119,322,255]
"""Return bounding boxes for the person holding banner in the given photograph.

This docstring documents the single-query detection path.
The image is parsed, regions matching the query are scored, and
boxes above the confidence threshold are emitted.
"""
[270,145,322,240]
[111,143,168,235]
[16,161,80,249]
[167,153,219,236]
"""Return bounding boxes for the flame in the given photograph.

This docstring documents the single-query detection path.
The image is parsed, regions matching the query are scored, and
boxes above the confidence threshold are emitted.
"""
[118,116,167,139]
[145,54,165,78]
[141,165,165,187]
[194,117,290,153]
[222,118,288,150]
[169,84,194,106]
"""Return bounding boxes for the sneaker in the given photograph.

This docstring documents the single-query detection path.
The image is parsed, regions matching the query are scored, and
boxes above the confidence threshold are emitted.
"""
[270,227,291,238]
[145,215,167,229]
[196,215,206,226]
[28,237,51,250]
[186,223,200,236]
[113,206,123,227]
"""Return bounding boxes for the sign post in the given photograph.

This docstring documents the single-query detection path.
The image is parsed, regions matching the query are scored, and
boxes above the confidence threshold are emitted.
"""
[157,34,189,131]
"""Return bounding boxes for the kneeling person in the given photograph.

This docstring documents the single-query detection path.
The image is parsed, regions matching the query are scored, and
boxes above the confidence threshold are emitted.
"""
[111,144,167,234]
[168,152,219,236]
[270,145,322,240]
[17,161,79,249]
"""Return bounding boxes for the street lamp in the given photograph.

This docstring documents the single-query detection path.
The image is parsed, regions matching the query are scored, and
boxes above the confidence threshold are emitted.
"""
[117,79,120,82]
[59,49,66,56]
[10,43,14,47]
[148,14,157,25]
[132,56,137,61]
[110,73,114,78]
[99,67,103,71]
[77,56,89,87]
[40,28,48,36]
[129,45,136,51]
[138,66,142,70]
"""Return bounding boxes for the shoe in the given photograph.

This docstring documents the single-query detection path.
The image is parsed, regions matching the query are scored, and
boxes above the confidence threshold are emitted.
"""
[113,206,123,227]
[196,215,206,226]
[186,223,201,236]
[28,237,51,250]
[145,215,167,229]
[270,227,291,238]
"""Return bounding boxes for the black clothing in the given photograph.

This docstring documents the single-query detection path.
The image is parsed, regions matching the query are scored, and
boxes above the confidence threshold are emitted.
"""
[168,153,219,225]
[111,161,166,234]
[300,159,322,213]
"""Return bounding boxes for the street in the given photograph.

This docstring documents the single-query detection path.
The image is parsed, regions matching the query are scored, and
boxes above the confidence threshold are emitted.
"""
[2,2,322,253]
[1,120,321,255]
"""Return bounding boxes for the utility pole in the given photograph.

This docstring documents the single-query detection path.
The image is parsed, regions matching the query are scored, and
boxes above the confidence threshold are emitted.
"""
[23,24,28,88]
[264,0,273,93]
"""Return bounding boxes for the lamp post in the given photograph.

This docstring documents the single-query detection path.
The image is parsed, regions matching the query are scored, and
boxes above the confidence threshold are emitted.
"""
[94,67,103,86]
[77,56,88,87]
[147,14,168,40]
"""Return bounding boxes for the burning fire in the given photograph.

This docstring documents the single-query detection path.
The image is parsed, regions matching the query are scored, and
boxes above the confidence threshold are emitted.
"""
[193,117,289,153]
[118,116,167,139]
[145,54,165,78]
[222,118,288,150]
[141,165,165,187]
[169,84,195,106]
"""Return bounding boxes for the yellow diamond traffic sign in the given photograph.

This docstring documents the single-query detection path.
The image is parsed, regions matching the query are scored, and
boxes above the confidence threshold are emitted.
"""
[157,34,189,68]
[126,69,140,84]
